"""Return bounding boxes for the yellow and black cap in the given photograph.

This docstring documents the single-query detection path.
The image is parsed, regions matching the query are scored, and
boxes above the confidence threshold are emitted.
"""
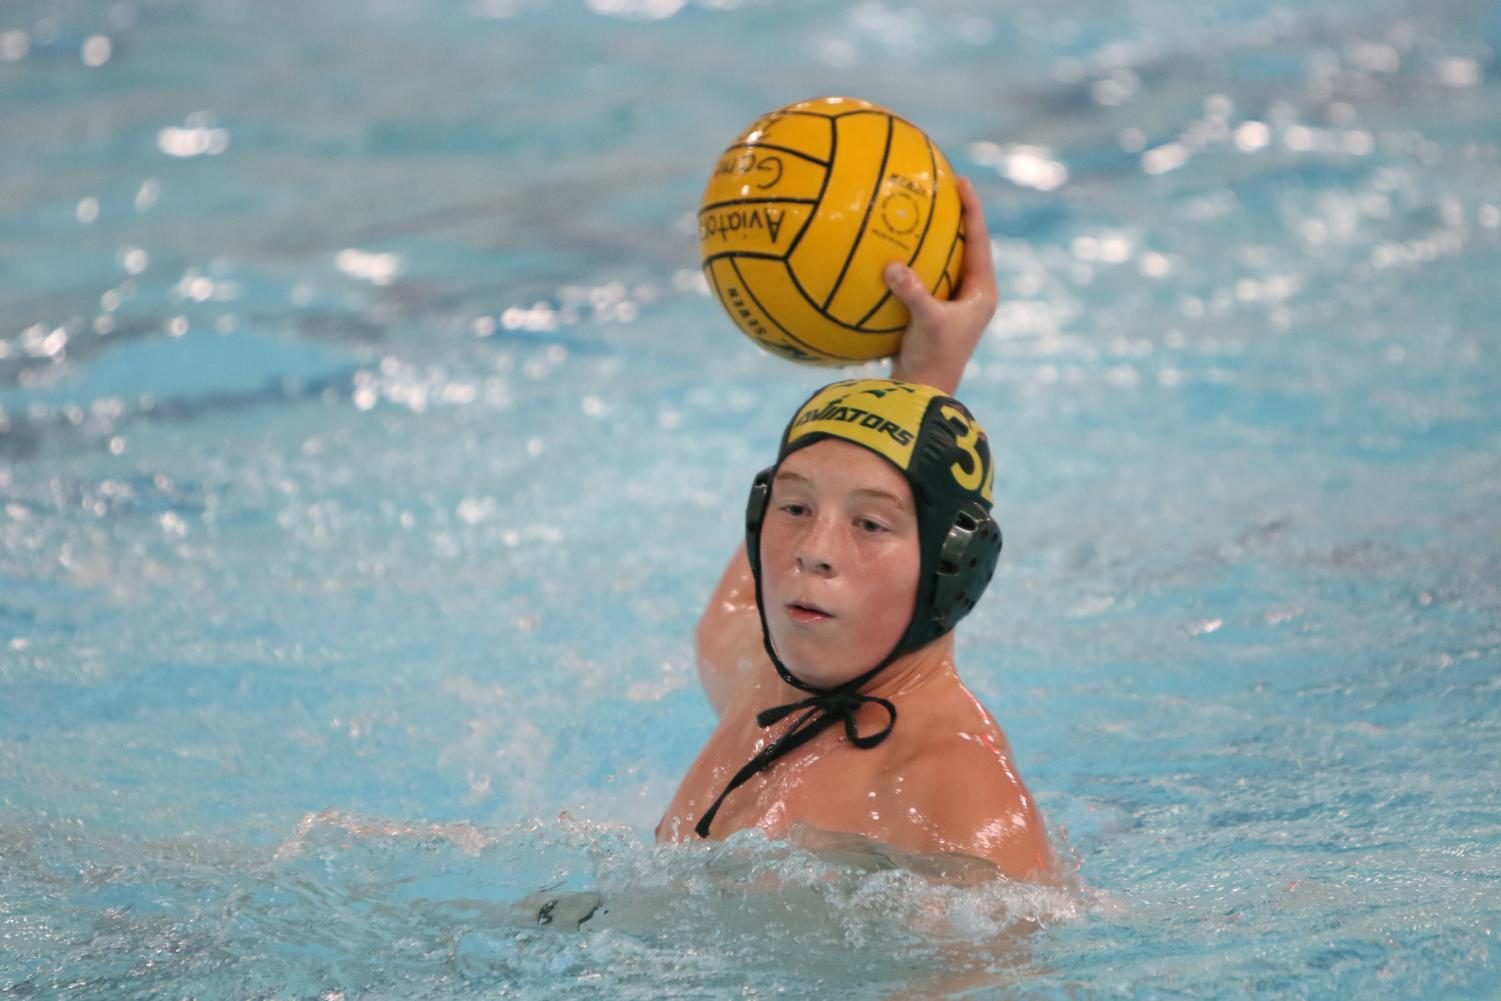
[747,377,1002,655]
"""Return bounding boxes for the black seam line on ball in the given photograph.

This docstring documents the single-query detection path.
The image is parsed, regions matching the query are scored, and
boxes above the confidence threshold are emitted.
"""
[822,113,894,313]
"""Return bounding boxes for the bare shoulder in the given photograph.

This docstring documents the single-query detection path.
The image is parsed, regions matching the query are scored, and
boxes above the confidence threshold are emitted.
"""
[893,687,1054,881]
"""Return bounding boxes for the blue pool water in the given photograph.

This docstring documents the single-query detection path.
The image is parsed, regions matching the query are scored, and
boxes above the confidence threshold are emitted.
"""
[2,0,1499,997]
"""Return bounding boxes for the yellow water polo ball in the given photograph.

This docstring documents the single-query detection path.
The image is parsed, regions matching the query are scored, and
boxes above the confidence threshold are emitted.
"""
[698,96,965,365]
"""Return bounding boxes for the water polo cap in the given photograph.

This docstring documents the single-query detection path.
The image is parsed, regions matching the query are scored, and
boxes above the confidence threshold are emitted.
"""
[695,378,1002,838]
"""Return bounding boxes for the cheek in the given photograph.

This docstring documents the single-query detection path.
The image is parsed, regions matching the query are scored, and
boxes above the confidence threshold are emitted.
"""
[756,523,791,585]
[757,517,920,622]
[864,556,920,618]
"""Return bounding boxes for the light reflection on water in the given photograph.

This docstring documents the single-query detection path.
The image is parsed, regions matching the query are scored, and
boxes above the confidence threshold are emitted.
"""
[1,0,1499,997]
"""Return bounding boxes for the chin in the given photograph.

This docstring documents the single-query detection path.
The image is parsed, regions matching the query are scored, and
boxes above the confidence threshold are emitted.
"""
[786,663,845,688]
[771,641,861,690]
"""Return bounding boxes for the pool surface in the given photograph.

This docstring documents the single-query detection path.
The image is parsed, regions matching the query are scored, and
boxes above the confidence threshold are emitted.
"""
[2,0,1499,997]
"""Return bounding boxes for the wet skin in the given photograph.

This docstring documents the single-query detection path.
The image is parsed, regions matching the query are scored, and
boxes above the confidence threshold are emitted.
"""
[658,440,1054,882]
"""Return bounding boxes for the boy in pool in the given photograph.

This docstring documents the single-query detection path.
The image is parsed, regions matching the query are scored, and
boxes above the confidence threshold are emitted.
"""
[657,180,1054,882]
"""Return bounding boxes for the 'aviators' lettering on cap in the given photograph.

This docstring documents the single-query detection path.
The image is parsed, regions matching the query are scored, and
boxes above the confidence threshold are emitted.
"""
[784,379,928,470]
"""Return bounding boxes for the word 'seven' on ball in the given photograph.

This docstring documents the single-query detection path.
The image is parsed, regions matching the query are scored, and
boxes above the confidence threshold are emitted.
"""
[698,96,965,365]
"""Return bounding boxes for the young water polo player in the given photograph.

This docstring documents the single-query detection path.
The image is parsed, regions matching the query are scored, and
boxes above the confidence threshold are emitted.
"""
[658,180,1054,882]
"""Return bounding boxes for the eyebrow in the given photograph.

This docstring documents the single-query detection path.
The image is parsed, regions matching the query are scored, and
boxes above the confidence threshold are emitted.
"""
[773,471,912,509]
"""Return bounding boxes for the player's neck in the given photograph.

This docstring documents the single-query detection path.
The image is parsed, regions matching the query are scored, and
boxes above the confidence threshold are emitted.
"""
[857,633,958,703]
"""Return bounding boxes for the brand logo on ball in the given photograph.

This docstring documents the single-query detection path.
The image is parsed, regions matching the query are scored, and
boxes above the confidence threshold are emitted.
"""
[713,150,784,190]
[880,191,920,236]
[879,173,929,239]
[698,206,786,245]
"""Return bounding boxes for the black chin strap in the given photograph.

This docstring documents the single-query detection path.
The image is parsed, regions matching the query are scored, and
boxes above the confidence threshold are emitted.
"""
[693,461,922,839]
[693,620,900,839]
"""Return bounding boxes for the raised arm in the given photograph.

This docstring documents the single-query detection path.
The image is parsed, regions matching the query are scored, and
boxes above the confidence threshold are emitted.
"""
[694,178,999,716]
[694,542,769,717]
[885,176,999,396]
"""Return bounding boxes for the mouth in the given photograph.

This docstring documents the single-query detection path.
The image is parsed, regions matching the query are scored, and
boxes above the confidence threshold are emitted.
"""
[785,601,834,624]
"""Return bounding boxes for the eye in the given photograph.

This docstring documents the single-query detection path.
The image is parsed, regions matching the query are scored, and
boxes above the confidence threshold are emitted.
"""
[779,502,810,517]
[856,517,889,534]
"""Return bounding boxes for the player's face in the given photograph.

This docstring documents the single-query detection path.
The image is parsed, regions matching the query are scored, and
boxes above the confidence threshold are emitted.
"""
[759,439,920,688]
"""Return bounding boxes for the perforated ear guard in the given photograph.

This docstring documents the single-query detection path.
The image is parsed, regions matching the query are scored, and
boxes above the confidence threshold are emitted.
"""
[930,500,1003,633]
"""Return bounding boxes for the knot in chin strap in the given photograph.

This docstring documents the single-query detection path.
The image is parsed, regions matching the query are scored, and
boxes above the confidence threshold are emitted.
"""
[754,690,894,747]
[693,686,897,839]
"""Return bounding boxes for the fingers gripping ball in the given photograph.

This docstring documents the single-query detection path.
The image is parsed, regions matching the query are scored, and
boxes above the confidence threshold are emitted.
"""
[699,96,966,365]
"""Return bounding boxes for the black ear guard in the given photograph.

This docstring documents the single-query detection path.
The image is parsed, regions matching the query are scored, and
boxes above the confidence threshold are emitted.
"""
[744,466,775,579]
[929,499,1003,634]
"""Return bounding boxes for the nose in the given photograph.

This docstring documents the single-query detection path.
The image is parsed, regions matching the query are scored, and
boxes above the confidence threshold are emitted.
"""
[794,515,838,576]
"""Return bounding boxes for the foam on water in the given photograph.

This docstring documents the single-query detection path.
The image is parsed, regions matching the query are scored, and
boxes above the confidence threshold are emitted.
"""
[5,810,1088,999]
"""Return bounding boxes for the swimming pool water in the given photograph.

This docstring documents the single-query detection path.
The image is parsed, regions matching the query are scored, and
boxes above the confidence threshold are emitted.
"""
[2,0,1499,997]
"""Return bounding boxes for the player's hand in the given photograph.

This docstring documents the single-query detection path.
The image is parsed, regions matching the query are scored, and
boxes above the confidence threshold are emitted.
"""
[884,176,998,396]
